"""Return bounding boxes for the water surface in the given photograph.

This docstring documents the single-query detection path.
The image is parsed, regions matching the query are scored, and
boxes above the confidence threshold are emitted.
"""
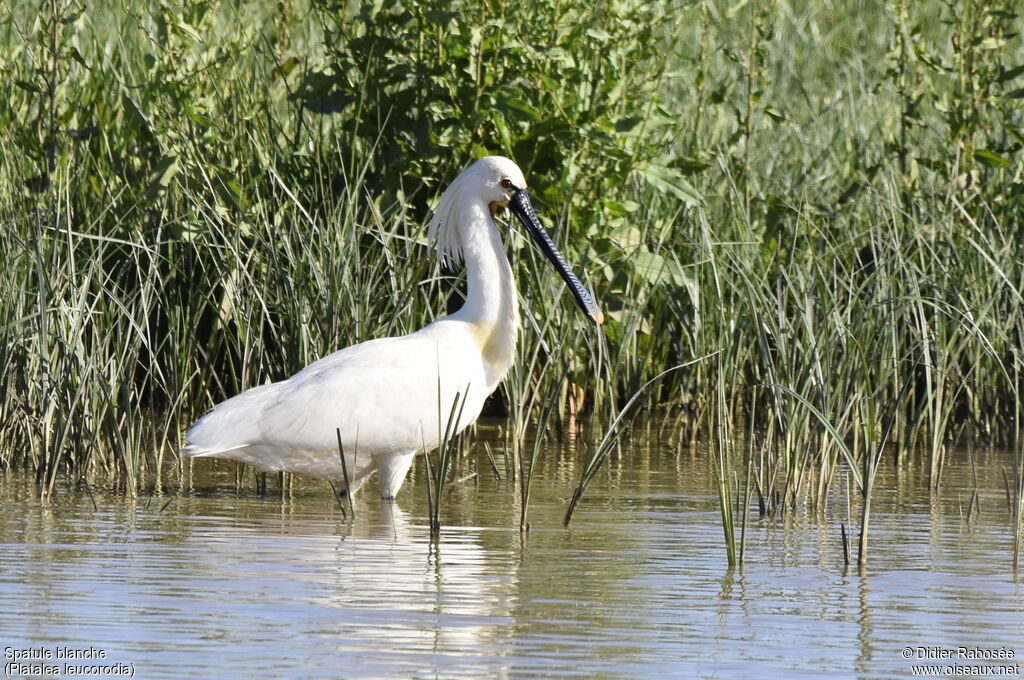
[1,427,1021,678]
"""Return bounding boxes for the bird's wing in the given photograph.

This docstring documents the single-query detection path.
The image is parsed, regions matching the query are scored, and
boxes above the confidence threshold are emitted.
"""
[184,323,489,459]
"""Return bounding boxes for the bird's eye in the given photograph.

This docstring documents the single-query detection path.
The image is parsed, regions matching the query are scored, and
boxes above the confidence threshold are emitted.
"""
[500,178,515,190]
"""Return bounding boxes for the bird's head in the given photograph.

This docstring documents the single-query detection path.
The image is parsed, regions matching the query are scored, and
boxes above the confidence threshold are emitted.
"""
[468,156,529,217]
[429,156,603,325]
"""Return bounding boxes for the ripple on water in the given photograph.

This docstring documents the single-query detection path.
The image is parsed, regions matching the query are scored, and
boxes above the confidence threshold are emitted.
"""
[0,443,1021,680]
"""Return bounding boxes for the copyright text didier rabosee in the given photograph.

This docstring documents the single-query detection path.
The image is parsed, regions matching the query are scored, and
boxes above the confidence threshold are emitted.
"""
[904,646,1019,677]
[4,646,135,677]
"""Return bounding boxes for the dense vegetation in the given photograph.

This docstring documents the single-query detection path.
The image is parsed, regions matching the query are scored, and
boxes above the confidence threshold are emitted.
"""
[2,0,1022,557]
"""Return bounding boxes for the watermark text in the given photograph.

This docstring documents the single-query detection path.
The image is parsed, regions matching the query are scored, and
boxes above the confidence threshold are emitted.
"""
[903,647,1019,677]
[4,646,135,677]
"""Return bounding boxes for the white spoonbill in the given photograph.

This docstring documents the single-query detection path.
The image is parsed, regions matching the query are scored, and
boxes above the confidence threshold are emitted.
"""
[182,156,603,498]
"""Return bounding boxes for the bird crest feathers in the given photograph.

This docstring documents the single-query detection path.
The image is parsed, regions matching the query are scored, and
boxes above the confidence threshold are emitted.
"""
[428,156,525,266]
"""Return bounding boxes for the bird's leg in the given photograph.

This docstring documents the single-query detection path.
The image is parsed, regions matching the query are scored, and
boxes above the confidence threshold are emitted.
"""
[374,451,416,500]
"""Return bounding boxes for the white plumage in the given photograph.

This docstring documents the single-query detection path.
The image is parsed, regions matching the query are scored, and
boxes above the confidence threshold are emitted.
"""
[183,156,601,498]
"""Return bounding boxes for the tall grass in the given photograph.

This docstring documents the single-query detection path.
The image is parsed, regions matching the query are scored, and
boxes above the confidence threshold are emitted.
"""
[1,0,1022,563]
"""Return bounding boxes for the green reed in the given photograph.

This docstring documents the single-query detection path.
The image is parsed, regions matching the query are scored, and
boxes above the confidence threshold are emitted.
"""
[424,386,469,539]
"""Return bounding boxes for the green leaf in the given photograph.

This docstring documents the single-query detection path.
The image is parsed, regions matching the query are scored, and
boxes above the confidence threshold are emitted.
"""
[275,56,302,79]
[637,162,703,206]
[999,64,1024,83]
[144,155,180,202]
[602,199,640,217]
[1005,125,1024,146]
[504,97,541,120]
[66,46,90,70]
[176,21,202,42]
[614,116,643,133]
[121,88,155,136]
[217,175,245,211]
[14,79,42,94]
[973,150,1011,168]
[676,158,712,175]
[608,226,643,249]
[633,251,665,278]
[184,104,214,128]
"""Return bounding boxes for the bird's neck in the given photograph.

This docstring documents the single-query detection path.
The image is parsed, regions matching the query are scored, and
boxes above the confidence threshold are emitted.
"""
[451,201,520,388]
